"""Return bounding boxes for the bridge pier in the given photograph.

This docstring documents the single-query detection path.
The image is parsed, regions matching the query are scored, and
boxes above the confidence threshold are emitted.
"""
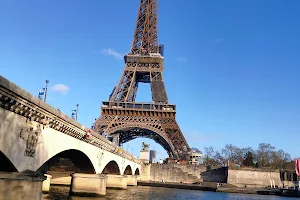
[70,173,107,196]
[48,171,72,186]
[106,174,127,189]
[42,174,52,193]
[126,175,138,186]
[0,171,46,200]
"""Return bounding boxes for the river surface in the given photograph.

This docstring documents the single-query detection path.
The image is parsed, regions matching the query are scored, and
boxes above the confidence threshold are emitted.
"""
[42,186,298,200]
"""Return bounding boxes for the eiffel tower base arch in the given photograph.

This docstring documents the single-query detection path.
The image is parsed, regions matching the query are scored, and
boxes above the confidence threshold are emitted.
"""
[94,103,190,160]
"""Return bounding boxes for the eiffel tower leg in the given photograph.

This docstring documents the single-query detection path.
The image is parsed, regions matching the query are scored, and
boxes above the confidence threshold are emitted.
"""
[110,70,136,102]
[150,72,168,104]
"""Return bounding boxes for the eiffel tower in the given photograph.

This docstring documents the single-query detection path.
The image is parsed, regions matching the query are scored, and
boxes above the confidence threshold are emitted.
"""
[94,0,190,160]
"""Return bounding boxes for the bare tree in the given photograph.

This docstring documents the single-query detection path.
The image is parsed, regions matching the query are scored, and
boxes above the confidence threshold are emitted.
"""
[202,143,291,169]
[256,143,275,167]
[222,144,244,165]
[203,146,225,166]
[271,149,291,169]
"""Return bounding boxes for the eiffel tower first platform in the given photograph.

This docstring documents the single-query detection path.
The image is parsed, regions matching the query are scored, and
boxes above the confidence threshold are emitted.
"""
[94,0,190,160]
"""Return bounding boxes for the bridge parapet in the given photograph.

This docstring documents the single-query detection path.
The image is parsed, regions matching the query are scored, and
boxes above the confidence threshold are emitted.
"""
[0,76,141,164]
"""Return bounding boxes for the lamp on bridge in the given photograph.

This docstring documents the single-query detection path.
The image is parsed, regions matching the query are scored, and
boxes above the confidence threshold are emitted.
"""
[44,80,49,102]
[76,104,79,121]
[71,104,79,121]
[38,80,49,102]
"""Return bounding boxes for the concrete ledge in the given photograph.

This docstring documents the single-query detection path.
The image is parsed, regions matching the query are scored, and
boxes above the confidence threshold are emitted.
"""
[0,171,46,200]
[127,175,138,186]
[0,171,46,181]
[106,174,127,189]
[51,176,72,186]
[48,171,72,186]
[70,173,107,196]
[42,174,52,193]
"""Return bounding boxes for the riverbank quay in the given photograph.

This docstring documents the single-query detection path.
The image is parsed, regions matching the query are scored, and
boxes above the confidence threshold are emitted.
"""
[218,187,300,197]
[217,187,261,194]
[138,181,300,198]
[256,188,300,198]
[138,181,217,191]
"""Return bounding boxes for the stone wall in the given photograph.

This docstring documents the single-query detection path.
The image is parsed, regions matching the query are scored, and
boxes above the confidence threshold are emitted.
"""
[140,164,205,183]
[228,169,280,187]
[227,168,296,188]
[140,164,298,188]
[174,164,206,179]
[140,164,151,181]
[199,166,297,188]
[201,167,227,183]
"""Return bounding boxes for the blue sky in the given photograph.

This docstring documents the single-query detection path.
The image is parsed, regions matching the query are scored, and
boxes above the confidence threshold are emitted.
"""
[1,0,299,160]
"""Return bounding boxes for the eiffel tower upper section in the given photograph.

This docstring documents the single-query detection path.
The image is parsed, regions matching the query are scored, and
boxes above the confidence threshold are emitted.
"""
[109,0,168,104]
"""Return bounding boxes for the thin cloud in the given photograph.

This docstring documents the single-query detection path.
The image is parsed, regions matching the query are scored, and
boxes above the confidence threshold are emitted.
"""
[101,48,123,60]
[185,132,220,143]
[218,52,224,57]
[51,84,70,95]
[208,38,223,44]
[176,57,187,62]
[156,150,168,156]
[156,150,169,160]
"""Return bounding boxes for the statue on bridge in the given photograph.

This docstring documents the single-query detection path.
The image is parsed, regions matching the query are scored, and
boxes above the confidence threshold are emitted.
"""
[20,124,43,157]
[141,142,150,151]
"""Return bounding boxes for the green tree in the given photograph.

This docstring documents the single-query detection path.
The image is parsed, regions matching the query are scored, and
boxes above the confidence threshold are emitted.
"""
[242,151,254,167]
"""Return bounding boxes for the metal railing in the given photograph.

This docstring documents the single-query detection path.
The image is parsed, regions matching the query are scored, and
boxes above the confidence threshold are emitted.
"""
[102,101,176,112]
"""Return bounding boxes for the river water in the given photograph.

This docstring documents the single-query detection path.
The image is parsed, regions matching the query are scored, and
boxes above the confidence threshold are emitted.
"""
[42,186,297,200]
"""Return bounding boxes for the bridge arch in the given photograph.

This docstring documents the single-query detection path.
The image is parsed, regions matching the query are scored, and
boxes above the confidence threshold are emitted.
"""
[0,151,18,172]
[134,168,140,175]
[123,165,133,175]
[108,125,176,158]
[101,161,120,175]
[37,149,95,174]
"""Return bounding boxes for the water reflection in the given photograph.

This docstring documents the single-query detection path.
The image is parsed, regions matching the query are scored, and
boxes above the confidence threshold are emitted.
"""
[43,186,295,200]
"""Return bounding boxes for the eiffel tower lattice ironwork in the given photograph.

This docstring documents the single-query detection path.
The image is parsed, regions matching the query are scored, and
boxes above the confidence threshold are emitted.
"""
[94,0,190,160]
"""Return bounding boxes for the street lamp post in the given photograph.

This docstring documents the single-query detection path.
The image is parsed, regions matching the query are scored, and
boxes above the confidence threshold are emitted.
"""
[76,104,79,121]
[44,80,49,102]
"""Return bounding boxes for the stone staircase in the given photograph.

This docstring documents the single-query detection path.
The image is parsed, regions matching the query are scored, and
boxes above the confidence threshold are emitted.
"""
[149,164,203,184]
[176,168,200,183]
[173,164,206,182]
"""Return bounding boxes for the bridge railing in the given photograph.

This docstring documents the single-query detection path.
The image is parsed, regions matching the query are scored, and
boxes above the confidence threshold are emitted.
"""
[0,75,142,164]
[102,101,176,112]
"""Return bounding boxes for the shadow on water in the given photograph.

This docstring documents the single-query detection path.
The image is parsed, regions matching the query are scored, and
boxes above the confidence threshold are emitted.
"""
[43,186,296,200]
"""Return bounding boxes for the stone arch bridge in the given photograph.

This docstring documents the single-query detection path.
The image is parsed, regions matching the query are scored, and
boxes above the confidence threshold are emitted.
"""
[0,76,141,192]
